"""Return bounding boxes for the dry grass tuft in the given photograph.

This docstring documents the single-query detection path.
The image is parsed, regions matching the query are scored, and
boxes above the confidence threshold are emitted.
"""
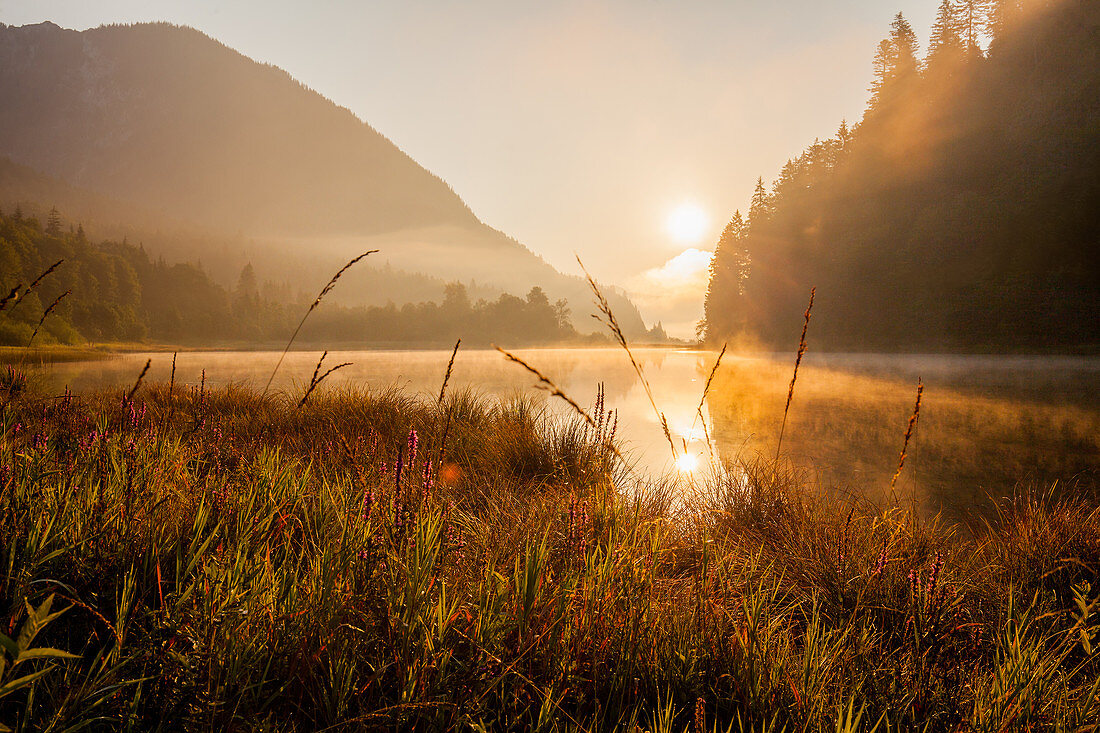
[495,346,598,431]
[495,345,628,471]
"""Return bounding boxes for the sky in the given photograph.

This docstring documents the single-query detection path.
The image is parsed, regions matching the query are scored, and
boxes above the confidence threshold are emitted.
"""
[0,0,937,336]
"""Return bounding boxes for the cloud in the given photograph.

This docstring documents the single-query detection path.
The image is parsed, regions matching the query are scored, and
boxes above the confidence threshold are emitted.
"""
[628,248,713,337]
[635,247,713,293]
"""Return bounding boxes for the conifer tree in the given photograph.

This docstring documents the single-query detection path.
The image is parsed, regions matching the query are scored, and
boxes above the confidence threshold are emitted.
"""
[703,210,751,341]
[236,263,258,300]
[45,207,62,235]
[837,120,852,147]
[870,38,894,105]
[927,0,964,67]
[701,0,1099,352]
[869,14,920,109]
[958,0,987,59]
[890,13,921,76]
[987,0,1022,43]
[748,178,772,225]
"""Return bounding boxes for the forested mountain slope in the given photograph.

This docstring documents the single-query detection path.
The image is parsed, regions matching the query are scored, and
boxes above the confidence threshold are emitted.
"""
[0,210,586,346]
[0,22,646,335]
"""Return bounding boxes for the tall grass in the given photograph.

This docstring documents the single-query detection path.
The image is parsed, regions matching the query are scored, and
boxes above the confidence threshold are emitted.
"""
[776,287,814,460]
[124,357,151,403]
[890,377,923,500]
[578,256,677,460]
[692,341,727,460]
[0,364,1097,731]
[297,351,352,408]
[263,251,377,394]
[25,289,70,348]
[438,338,461,405]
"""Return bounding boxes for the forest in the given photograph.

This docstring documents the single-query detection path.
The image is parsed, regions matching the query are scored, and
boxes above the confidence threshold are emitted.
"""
[0,208,594,346]
[702,0,1099,351]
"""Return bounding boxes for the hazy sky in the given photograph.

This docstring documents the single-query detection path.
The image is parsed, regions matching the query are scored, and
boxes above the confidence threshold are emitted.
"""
[0,0,936,335]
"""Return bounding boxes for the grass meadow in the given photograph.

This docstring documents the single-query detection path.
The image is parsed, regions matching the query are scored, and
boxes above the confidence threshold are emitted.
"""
[1,258,1098,731]
[1,360,1099,731]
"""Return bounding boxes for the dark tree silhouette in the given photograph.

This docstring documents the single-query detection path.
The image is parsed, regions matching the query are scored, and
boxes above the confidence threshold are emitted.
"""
[702,0,1100,352]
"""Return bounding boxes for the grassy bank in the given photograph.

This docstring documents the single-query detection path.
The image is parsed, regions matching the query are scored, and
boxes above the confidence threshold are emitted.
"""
[1,371,1099,731]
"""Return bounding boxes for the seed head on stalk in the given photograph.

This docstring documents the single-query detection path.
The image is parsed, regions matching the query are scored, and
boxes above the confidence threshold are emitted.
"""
[776,287,815,460]
[262,254,378,396]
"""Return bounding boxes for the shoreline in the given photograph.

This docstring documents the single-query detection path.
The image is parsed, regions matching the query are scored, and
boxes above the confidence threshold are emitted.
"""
[5,341,1098,362]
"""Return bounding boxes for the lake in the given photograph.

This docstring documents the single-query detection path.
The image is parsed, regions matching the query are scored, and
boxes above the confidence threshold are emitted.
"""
[20,347,1100,518]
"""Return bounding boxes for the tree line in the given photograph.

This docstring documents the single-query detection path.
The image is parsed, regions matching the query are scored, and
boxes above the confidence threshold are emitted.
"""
[0,208,587,346]
[702,0,1099,351]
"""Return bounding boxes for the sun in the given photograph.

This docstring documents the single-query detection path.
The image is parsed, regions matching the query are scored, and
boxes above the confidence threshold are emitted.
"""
[665,202,709,245]
[675,452,700,474]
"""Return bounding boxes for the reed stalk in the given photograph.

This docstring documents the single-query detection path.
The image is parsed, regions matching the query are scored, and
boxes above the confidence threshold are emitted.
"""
[690,341,727,459]
[263,250,377,394]
[298,351,353,408]
[166,352,178,424]
[26,289,71,347]
[0,283,21,312]
[496,345,627,467]
[125,359,152,403]
[776,287,815,460]
[576,255,677,459]
[438,339,461,405]
[24,259,63,298]
[890,377,923,497]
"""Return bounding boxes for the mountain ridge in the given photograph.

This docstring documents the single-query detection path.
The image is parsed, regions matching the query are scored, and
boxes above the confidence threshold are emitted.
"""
[0,20,648,334]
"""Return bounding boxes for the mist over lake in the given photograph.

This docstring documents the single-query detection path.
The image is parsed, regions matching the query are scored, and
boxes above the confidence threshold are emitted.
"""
[26,347,1100,518]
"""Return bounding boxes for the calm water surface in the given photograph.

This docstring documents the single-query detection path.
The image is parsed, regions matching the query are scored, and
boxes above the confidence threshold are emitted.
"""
[26,348,1100,517]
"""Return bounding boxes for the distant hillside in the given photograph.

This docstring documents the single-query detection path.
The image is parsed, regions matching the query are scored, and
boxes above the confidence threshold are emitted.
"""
[0,156,502,307]
[0,21,475,236]
[0,209,593,347]
[0,21,646,335]
[703,0,1099,351]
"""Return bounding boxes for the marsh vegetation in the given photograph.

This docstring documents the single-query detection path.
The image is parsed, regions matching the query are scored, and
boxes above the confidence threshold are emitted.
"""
[1,341,1098,730]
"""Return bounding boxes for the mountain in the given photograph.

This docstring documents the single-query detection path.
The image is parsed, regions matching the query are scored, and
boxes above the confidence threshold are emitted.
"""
[0,21,646,334]
[702,0,1099,352]
[0,154,502,307]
